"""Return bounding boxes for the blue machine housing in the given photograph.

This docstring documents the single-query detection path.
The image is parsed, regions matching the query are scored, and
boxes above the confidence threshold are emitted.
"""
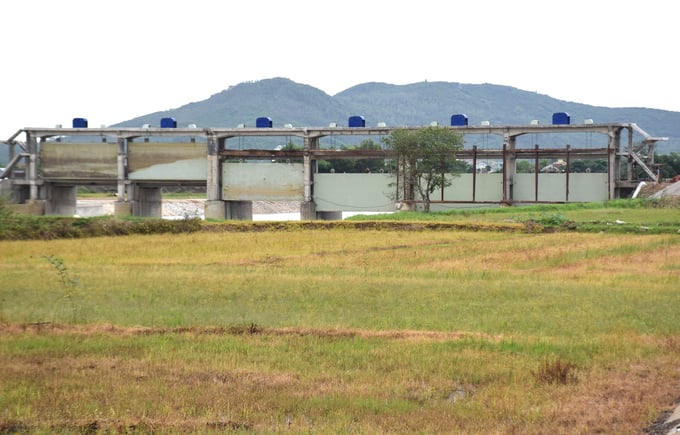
[450,114,468,126]
[256,117,273,128]
[72,118,88,128]
[160,117,177,128]
[552,112,570,125]
[348,115,365,128]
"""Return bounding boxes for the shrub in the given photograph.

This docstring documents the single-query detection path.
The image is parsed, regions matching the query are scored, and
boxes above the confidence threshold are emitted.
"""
[533,357,579,385]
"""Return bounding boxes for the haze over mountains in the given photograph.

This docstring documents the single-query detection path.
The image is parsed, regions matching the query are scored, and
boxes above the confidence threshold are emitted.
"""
[114,77,680,153]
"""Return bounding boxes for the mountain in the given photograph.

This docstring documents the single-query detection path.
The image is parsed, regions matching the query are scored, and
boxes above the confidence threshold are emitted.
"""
[113,77,680,153]
[115,78,347,131]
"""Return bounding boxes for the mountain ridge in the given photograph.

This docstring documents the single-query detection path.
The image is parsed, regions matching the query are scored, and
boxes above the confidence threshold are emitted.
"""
[112,77,680,153]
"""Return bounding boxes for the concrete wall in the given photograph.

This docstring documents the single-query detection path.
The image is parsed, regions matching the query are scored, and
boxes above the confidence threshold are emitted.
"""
[314,173,610,212]
[128,142,207,181]
[314,173,394,212]
[514,173,608,202]
[41,142,117,179]
[222,162,304,201]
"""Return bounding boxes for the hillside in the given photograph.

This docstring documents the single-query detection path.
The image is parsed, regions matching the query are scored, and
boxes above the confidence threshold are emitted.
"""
[112,77,680,153]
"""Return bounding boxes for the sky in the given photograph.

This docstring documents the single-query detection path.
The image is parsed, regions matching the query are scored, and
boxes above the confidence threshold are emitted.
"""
[1,0,677,139]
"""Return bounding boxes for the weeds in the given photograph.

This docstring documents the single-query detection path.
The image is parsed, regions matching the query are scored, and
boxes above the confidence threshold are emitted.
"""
[533,356,579,385]
[0,196,14,218]
[228,323,262,335]
[0,215,202,240]
[42,255,83,324]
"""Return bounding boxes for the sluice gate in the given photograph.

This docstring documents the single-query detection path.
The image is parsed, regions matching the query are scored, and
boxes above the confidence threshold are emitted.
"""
[0,120,665,219]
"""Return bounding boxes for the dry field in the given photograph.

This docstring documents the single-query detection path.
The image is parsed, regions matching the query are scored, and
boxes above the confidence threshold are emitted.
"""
[1,226,679,433]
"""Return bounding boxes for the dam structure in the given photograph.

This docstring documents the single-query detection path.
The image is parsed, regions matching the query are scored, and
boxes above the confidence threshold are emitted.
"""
[0,115,665,220]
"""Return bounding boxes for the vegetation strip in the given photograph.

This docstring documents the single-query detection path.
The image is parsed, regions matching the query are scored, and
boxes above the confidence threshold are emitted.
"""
[0,322,500,342]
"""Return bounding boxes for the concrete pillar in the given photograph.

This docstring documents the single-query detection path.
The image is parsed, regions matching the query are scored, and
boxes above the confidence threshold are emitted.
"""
[203,134,230,220]
[502,134,517,203]
[117,137,127,201]
[225,200,252,220]
[609,127,622,199]
[303,136,313,203]
[26,134,39,200]
[300,136,319,220]
[207,135,221,201]
[45,185,77,216]
[113,201,132,217]
[132,186,162,218]
[204,200,226,220]
[300,201,316,220]
[317,211,342,220]
[112,137,132,216]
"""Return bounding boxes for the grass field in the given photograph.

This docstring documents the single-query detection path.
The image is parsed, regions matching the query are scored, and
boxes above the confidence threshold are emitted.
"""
[1,203,679,433]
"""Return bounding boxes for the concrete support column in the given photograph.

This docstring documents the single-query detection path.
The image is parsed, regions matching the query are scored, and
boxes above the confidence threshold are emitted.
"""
[301,136,317,219]
[300,201,316,220]
[225,200,252,220]
[26,134,39,200]
[45,184,77,216]
[204,200,226,220]
[303,136,313,203]
[132,185,162,218]
[502,134,516,203]
[113,201,132,217]
[207,135,221,201]
[117,137,127,200]
[204,133,227,220]
[114,137,132,217]
[317,211,342,220]
[609,128,621,199]
[625,127,633,183]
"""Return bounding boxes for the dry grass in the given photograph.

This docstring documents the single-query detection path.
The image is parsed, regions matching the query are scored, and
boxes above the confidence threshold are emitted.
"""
[533,357,580,385]
[1,228,680,433]
[1,326,678,433]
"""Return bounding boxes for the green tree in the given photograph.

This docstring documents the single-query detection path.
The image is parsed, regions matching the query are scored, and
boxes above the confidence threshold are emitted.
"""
[382,126,464,212]
[655,152,680,178]
[319,139,386,173]
[516,160,535,173]
[356,139,386,173]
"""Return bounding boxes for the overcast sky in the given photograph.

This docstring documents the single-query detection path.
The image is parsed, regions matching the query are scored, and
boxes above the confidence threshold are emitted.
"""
[1,0,677,139]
